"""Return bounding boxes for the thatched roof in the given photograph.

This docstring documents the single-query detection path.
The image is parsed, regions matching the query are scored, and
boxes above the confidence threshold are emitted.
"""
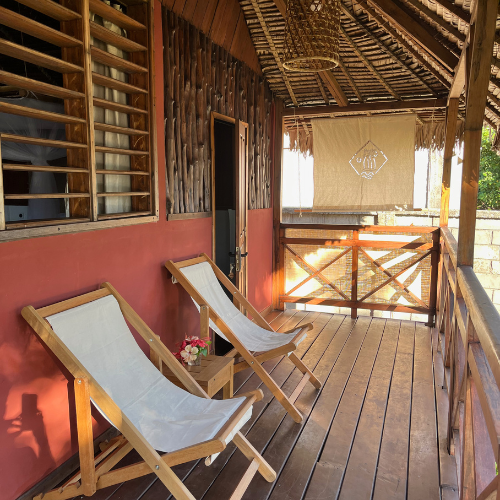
[238,0,500,152]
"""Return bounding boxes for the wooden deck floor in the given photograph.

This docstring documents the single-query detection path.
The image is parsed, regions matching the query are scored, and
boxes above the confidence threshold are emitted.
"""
[83,310,457,500]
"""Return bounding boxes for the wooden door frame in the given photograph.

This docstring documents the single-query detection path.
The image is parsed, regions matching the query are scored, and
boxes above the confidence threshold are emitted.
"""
[235,118,249,300]
[210,112,249,295]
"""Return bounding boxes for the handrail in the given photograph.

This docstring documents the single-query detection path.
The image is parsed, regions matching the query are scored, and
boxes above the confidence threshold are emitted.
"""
[280,223,439,233]
[458,266,500,388]
[441,226,457,268]
[437,228,500,498]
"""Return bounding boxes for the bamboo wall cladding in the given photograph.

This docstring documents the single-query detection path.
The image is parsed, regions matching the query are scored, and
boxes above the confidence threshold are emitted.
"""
[162,8,273,214]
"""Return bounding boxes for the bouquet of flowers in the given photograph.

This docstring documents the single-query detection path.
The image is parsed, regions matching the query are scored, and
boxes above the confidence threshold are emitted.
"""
[173,336,212,365]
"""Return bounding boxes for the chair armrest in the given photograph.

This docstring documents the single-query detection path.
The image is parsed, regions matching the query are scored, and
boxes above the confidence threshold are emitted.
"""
[233,389,264,402]
[283,322,313,334]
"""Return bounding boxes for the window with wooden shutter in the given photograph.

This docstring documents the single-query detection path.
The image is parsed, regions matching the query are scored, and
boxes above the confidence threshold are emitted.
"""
[0,0,157,240]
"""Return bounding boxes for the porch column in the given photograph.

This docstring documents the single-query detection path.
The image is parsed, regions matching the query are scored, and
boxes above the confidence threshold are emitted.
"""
[272,99,285,310]
[456,0,497,267]
[439,98,459,227]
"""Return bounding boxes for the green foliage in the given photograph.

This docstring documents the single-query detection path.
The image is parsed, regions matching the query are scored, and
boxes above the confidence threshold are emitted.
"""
[478,128,500,210]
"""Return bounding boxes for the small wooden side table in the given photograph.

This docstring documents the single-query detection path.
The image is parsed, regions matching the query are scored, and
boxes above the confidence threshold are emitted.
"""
[161,354,235,399]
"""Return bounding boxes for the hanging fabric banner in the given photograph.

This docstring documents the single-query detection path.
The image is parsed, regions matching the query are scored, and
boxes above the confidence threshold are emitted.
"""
[312,114,416,211]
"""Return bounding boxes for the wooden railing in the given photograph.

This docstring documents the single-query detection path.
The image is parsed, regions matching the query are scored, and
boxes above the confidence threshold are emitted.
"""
[277,224,440,323]
[437,227,500,499]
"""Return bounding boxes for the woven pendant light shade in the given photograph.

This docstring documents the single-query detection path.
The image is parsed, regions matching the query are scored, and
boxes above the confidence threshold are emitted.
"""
[283,0,341,72]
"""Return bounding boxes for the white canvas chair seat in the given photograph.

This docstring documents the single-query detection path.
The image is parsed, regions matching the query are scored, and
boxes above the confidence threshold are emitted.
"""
[47,295,251,453]
[166,254,322,424]
[182,262,303,352]
[23,284,275,500]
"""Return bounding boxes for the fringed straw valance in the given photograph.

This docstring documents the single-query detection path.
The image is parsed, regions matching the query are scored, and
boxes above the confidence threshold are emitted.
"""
[286,118,465,156]
[288,127,314,157]
[415,120,464,151]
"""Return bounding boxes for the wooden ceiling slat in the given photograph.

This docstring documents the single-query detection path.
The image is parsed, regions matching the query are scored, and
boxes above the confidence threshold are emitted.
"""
[210,0,231,44]
[172,0,187,15]
[222,4,243,51]
[181,0,198,23]
[202,0,222,34]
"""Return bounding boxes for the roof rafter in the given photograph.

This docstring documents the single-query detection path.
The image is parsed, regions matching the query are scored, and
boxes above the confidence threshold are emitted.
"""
[340,26,401,99]
[338,57,364,102]
[319,70,349,106]
[432,0,471,24]
[341,2,437,95]
[403,0,466,42]
[314,74,330,105]
[249,0,298,105]
[351,0,452,87]
[367,0,459,71]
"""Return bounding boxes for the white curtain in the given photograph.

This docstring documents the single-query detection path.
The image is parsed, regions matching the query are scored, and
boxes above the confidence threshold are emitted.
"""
[312,114,416,211]
[0,98,66,220]
[91,3,132,215]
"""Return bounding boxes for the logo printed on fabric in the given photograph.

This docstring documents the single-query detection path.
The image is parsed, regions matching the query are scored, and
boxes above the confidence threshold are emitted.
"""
[349,140,388,179]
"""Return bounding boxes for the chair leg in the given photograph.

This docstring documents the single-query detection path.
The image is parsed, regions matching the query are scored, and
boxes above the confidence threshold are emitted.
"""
[258,373,304,423]
[288,352,322,389]
[229,460,260,500]
[232,432,276,483]
[74,377,97,496]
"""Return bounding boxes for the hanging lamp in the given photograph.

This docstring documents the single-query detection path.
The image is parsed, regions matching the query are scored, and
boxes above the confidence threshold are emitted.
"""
[283,0,341,72]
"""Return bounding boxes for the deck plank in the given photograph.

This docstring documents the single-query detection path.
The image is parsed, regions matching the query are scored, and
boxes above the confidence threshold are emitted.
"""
[247,315,359,500]
[432,326,459,498]
[63,313,457,500]
[407,323,440,500]
[302,318,386,500]
[161,312,332,500]
[372,320,415,500]
[202,314,350,500]
[338,319,401,500]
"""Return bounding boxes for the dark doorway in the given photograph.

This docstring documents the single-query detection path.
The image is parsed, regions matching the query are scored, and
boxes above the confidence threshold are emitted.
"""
[212,118,236,355]
[213,119,236,281]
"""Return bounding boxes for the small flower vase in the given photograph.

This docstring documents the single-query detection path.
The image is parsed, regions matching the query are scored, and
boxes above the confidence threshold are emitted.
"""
[188,356,201,366]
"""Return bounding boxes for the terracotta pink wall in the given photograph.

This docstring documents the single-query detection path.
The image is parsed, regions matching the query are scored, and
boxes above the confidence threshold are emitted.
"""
[0,3,273,499]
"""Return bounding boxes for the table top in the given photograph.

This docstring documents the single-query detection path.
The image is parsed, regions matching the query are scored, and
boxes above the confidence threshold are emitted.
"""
[162,354,234,383]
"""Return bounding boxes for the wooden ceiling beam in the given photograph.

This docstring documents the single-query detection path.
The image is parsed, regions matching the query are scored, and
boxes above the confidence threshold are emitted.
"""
[448,49,467,101]
[315,74,330,105]
[341,3,436,96]
[273,0,286,17]
[282,98,447,117]
[319,71,349,106]
[366,0,459,71]
[402,0,466,42]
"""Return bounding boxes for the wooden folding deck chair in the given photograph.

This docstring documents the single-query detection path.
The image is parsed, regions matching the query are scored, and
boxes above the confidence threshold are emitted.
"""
[22,283,276,500]
[165,254,322,423]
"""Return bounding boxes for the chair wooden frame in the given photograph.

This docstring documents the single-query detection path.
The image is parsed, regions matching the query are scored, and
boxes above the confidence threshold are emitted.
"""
[22,283,276,500]
[165,253,322,423]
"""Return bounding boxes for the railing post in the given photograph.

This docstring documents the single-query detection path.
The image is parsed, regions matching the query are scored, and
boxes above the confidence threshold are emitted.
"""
[278,227,285,311]
[428,229,440,326]
[272,99,284,310]
[351,230,358,319]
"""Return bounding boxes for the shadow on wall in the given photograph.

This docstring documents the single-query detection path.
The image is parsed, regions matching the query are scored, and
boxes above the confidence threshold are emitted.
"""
[0,334,111,500]
[0,388,56,497]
